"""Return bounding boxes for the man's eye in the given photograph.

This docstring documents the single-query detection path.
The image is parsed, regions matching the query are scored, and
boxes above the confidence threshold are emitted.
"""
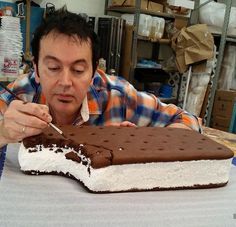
[74,69,84,74]
[48,67,60,71]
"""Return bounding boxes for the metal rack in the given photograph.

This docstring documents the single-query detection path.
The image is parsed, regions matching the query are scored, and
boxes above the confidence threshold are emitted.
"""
[177,0,236,125]
[105,1,195,107]
[198,0,235,126]
[105,0,139,83]
[105,1,235,122]
[104,0,188,85]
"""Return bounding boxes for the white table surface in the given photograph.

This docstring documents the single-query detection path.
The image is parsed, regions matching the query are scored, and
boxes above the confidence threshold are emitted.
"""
[0,143,236,227]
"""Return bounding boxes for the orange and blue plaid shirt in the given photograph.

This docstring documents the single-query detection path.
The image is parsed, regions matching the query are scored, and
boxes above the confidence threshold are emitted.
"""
[0,69,202,132]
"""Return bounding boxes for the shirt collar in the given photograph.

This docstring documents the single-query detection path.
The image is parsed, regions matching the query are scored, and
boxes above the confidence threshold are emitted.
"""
[80,95,89,122]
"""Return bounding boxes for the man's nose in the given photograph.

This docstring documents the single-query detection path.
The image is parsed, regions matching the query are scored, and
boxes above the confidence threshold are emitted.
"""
[59,69,72,86]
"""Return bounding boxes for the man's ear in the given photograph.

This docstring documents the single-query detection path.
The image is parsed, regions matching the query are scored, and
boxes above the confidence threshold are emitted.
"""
[33,62,40,84]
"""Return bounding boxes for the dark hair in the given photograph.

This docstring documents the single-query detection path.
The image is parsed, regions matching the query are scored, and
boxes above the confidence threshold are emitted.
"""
[31,6,100,75]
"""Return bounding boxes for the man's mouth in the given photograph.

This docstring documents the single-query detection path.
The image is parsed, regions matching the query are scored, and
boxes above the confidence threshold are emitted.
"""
[56,94,74,103]
[58,99,71,103]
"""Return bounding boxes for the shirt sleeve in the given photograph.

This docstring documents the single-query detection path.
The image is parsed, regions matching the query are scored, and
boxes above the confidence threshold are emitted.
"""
[0,73,39,120]
[0,82,15,120]
[0,99,8,120]
[124,80,202,133]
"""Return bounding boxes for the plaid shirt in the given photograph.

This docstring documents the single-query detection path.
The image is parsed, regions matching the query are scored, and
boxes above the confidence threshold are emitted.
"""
[0,69,202,132]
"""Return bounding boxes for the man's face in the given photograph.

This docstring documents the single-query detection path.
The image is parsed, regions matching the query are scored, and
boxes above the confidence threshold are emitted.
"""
[34,32,93,119]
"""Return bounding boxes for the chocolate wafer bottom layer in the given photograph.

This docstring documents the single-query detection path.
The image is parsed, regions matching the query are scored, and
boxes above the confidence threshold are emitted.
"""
[19,126,234,192]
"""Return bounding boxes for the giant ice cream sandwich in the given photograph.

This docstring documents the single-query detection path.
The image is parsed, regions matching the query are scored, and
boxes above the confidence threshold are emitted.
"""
[19,126,234,192]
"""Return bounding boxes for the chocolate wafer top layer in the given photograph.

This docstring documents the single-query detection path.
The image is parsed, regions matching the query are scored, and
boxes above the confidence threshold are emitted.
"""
[23,126,234,168]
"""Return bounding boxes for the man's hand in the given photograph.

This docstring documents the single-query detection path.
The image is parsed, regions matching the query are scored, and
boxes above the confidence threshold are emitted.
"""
[106,121,137,127]
[166,123,191,130]
[0,100,52,146]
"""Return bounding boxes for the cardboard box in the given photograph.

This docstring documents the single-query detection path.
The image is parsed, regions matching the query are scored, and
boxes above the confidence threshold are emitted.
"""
[212,116,231,132]
[200,84,210,119]
[171,24,214,73]
[120,25,133,81]
[192,60,207,73]
[147,1,163,12]
[167,0,194,9]
[111,0,135,6]
[174,17,188,30]
[213,90,236,118]
[111,0,163,12]
[111,0,148,9]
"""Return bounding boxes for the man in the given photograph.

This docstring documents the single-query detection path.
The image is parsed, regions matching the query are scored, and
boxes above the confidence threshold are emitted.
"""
[0,7,201,149]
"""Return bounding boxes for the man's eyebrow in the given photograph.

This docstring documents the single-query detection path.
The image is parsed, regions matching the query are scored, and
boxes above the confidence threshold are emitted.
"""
[43,55,60,62]
[43,55,87,65]
[73,59,88,65]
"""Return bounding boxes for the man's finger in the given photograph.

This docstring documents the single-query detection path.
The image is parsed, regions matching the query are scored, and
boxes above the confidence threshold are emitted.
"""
[17,102,52,123]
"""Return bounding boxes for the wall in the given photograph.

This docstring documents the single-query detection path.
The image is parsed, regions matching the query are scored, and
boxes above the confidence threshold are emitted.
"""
[217,0,236,7]
[1,0,105,16]
[1,0,106,52]
[200,0,236,7]
[40,0,105,16]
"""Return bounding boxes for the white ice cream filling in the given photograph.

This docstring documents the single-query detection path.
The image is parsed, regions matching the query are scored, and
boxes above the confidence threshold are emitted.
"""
[18,143,232,192]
